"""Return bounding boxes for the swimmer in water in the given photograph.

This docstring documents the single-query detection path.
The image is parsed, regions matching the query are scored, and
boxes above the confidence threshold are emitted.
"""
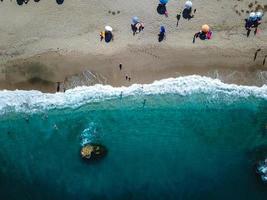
[54,124,58,130]
[143,99,147,108]
[25,117,29,123]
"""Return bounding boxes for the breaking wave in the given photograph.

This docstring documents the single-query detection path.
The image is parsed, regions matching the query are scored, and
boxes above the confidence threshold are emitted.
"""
[0,75,266,114]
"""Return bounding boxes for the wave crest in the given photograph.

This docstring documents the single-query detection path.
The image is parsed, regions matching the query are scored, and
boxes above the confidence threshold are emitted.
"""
[0,75,266,114]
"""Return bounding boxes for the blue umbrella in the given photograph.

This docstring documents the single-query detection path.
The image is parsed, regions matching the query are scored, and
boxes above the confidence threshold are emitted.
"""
[160,0,168,4]
[132,16,139,24]
[160,26,165,33]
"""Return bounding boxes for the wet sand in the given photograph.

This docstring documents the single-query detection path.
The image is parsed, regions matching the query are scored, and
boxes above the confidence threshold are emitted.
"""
[0,0,267,92]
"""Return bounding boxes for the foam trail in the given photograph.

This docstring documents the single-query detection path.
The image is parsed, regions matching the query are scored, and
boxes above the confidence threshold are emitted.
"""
[80,122,98,146]
[0,75,266,114]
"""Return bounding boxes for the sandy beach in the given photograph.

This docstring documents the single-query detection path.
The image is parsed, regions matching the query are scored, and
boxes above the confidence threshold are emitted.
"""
[0,0,267,92]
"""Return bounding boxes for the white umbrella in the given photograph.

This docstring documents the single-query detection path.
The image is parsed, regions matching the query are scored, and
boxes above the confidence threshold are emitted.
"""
[105,26,113,32]
[256,11,263,20]
[132,16,139,25]
[185,1,192,9]
[249,12,257,21]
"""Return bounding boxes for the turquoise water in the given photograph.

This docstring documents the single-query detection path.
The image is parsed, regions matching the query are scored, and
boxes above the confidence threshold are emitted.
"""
[0,76,267,200]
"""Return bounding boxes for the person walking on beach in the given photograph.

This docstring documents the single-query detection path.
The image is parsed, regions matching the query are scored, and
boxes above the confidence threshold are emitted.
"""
[263,55,267,66]
[176,11,182,27]
[56,82,60,92]
[193,24,212,43]
[254,48,261,61]
[158,26,166,42]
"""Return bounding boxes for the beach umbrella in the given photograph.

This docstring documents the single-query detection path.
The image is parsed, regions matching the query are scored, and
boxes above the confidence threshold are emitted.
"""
[249,12,257,21]
[185,1,192,9]
[159,0,168,4]
[201,24,210,33]
[105,25,113,32]
[160,26,165,33]
[256,11,263,20]
[132,16,139,24]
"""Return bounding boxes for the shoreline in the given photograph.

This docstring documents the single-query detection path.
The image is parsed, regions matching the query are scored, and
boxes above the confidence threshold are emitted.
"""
[0,75,266,116]
[1,44,267,93]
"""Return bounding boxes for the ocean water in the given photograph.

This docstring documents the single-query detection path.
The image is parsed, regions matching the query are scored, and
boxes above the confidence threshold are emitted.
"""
[0,76,267,200]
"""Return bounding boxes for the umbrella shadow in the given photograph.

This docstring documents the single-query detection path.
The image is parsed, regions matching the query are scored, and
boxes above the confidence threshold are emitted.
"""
[157,4,167,15]
[158,33,165,42]
[182,8,193,20]
[16,0,24,5]
[56,0,64,4]
[105,32,113,43]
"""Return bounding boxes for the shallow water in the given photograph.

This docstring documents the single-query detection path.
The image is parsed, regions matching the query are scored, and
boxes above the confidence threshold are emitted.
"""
[0,76,267,200]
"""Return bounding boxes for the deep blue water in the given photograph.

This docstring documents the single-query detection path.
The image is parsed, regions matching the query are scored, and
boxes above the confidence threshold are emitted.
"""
[0,84,267,200]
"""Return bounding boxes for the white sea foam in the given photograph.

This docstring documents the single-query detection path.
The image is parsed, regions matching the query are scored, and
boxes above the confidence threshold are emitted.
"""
[80,122,98,146]
[0,75,266,114]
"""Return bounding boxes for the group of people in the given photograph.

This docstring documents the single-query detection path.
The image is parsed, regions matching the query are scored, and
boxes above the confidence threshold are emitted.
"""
[100,26,114,42]
[193,24,212,43]
[99,0,264,44]
[131,16,145,36]
[245,11,263,37]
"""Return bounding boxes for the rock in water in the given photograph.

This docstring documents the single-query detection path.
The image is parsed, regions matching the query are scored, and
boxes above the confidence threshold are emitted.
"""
[81,144,107,161]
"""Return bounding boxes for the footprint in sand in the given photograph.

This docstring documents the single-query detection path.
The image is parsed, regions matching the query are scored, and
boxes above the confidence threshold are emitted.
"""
[108,10,121,15]
[129,48,160,59]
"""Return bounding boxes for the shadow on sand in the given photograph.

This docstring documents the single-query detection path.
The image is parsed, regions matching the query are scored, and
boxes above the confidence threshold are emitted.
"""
[105,32,113,43]
[157,4,167,15]
[56,0,64,4]
[158,33,165,42]
[16,0,24,5]
[16,0,64,5]
[182,8,193,20]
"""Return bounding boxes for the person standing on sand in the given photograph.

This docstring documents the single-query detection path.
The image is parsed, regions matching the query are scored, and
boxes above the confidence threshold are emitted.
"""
[158,26,166,42]
[176,11,181,27]
[263,55,267,66]
[100,31,105,42]
[254,48,261,61]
